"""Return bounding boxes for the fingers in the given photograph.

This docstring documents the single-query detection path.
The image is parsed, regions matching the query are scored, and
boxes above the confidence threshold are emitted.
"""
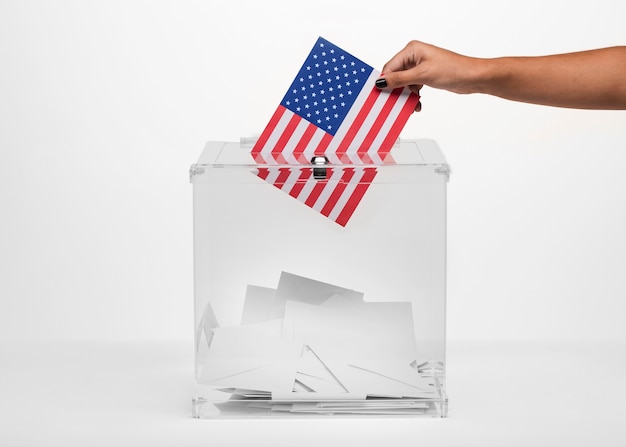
[377,69,423,90]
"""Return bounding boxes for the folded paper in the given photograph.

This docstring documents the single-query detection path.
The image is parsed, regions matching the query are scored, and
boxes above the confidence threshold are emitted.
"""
[197,271,441,415]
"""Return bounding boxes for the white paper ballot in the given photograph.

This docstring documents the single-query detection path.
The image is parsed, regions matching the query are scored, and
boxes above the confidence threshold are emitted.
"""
[241,285,277,325]
[202,271,441,415]
[199,323,302,393]
[272,271,364,319]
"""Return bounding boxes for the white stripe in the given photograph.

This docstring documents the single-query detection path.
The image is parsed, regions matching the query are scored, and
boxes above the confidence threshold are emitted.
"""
[366,89,413,159]
[311,168,345,213]
[327,169,367,222]
[344,88,391,156]
[281,119,309,164]
[294,171,318,203]
[279,167,304,193]
[301,127,326,162]
[263,167,281,185]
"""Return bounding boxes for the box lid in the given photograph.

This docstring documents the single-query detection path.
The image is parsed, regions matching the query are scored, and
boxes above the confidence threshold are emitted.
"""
[195,138,446,167]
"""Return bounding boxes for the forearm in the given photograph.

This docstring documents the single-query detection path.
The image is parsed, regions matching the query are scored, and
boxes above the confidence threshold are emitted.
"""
[471,47,626,109]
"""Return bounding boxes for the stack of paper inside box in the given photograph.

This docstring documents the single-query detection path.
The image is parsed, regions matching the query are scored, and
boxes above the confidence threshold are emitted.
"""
[196,272,440,415]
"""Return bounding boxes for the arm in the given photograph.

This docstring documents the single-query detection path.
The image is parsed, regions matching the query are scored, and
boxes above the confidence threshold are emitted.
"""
[377,41,626,110]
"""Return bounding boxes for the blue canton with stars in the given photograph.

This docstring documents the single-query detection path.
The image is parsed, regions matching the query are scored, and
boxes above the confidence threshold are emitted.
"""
[281,37,374,136]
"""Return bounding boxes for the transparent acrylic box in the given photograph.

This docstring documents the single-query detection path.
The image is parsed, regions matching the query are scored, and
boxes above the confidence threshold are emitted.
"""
[190,138,449,418]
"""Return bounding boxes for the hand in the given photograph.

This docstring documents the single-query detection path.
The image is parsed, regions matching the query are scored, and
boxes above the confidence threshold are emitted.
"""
[376,41,482,111]
[377,40,626,110]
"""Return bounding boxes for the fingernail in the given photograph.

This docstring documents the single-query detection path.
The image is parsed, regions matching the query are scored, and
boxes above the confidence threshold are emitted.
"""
[375,78,387,89]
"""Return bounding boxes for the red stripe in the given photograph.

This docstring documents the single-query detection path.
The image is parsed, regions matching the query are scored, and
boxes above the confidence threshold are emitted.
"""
[271,113,301,158]
[377,92,420,158]
[357,88,402,156]
[314,132,333,156]
[335,168,378,226]
[257,167,270,180]
[304,169,333,207]
[334,88,381,157]
[320,168,356,217]
[252,106,286,157]
[274,168,292,189]
[288,168,312,198]
[293,123,318,163]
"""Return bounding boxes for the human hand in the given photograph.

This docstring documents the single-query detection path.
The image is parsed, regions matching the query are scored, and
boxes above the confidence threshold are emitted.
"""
[375,40,483,111]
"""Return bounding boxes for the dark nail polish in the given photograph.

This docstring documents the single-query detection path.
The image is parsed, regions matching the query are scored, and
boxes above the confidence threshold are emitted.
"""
[375,78,387,89]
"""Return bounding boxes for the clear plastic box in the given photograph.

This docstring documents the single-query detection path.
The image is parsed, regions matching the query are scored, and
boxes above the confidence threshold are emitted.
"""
[190,138,449,418]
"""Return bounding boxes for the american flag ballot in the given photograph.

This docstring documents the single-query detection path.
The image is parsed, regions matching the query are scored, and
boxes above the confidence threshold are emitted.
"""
[252,37,418,226]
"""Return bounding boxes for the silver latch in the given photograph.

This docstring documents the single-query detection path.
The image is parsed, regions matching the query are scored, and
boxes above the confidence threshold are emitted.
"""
[311,156,329,180]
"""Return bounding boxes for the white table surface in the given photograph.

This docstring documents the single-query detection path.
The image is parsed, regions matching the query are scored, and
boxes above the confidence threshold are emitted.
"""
[2,339,624,447]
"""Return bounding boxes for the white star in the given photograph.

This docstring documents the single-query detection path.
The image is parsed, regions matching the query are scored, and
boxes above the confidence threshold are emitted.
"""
[327,125,332,130]
[313,54,318,59]
[306,66,311,70]
[332,104,337,109]
[354,79,359,84]
[346,81,351,86]
[341,102,346,106]
[347,90,352,95]
[303,95,308,100]
[321,51,326,56]
[317,119,321,124]
[286,101,290,105]
[334,113,338,118]
[340,55,345,60]
[330,49,334,53]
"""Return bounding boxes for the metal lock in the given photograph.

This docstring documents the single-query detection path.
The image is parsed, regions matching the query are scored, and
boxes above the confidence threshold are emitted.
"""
[311,156,329,180]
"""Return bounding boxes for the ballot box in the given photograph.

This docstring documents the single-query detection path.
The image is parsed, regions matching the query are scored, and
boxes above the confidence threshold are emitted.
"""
[190,138,449,418]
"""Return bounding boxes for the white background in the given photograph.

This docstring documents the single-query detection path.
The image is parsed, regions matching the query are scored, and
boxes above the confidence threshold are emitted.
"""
[1,1,625,445]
